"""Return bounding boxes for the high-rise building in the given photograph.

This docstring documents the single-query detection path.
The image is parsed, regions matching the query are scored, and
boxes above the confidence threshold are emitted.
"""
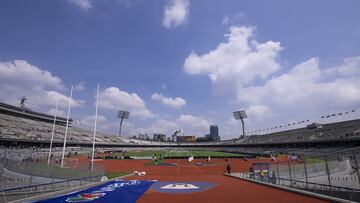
[210,125,220,141]
[153,133,166,141]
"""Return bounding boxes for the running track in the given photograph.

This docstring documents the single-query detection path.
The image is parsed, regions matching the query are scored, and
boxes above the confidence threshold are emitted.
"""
[80,157,331,203]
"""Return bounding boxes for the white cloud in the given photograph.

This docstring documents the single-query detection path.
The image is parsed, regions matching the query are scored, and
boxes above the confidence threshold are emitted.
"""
[163,0,190,29]
[222,15,230,25]
[151,93,186,109]
[0,60,64,91]
[0,60,84,110]
[221,118,239,139]
[74,82,85,92]
[222,12,245,25]
[326,56,360,76]
[133,119,179,136]
[98,87,154,118]
[44,90,85,108]
[68,0,92,11]
[184,26,282,92]
[131,114,212,137]
[183,24,360,136]
[176,114,211,135]
[238,57,360,109]
[247,105,275,121]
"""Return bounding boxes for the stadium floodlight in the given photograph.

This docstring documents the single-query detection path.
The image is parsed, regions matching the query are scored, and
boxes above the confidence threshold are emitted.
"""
[117,110,130,137]
[233,109,247,139]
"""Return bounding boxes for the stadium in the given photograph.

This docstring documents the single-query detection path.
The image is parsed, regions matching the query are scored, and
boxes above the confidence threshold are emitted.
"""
[1,99,360,203]
[1,1,360,203]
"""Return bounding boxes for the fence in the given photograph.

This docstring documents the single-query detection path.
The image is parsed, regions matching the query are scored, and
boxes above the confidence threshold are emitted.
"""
[266,154,360,189]
[0,148,106,202]
[0,175,102,203]
[243,152,360,201]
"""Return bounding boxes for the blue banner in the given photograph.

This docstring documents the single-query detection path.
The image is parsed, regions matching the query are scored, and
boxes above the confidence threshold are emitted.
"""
[31,180,155,203]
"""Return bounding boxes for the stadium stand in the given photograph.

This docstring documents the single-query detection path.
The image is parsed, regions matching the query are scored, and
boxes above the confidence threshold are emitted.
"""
[1,101,360,202]
[238,119,360,144]
[1,98,359,149]
[0,112,125,145]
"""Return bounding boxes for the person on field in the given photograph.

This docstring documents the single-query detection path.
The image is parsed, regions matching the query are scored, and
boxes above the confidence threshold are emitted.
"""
[249,166,254,179]
[226,163,231,174]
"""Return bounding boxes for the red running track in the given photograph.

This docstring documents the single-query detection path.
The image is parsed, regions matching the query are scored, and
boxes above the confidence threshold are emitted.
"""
[77,157,330,203]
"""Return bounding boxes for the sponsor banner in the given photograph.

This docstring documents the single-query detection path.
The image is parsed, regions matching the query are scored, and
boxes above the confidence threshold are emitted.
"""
[31,180,155,203]
[150,181,216,194]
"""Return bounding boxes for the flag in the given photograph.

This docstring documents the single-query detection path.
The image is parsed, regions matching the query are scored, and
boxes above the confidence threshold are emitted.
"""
[188,156,194,162]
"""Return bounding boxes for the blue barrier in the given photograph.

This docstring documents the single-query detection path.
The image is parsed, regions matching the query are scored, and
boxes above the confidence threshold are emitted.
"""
[31,180,155,203]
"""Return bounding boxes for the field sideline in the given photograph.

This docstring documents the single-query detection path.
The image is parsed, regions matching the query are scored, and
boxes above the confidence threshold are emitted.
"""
[103,150,246,158]
[76,155,330,203]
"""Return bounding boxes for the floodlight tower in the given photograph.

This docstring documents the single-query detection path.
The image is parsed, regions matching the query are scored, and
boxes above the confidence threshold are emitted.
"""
[233,109,248,139]
[117,111,130,137]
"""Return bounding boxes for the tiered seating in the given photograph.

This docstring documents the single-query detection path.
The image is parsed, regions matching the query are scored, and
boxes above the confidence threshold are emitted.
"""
[240,119,360,144]
[0,113,126,145]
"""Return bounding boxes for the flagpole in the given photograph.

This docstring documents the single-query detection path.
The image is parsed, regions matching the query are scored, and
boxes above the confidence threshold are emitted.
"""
[61,85,73,168]
[48,99,58,165]
[91,84,99,171]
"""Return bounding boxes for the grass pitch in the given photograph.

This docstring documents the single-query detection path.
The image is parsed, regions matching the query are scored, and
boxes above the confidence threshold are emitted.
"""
[117,150,244,158]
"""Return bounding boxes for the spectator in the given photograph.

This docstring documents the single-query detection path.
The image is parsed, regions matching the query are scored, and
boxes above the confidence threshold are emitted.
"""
[249,167,254,179]
[270,171,277,184]
[226,163,231,174]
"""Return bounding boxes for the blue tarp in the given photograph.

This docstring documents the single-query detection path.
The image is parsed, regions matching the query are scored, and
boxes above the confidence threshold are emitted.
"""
[31,180,155,203]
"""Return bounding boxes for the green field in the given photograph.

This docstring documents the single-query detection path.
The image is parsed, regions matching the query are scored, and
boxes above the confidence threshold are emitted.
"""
[105,172,129,179]
[114,150,244,158]
[304,157,324,164]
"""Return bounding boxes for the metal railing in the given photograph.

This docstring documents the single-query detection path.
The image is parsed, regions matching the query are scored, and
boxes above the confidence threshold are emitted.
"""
[0,148,106,203]
[265,154,360,189]
[241,173,360,202]
[0,175,103,203]
[240,152,360,202]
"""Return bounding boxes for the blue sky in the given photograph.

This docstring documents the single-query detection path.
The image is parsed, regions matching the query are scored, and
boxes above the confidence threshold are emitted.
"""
[0,0,360,139]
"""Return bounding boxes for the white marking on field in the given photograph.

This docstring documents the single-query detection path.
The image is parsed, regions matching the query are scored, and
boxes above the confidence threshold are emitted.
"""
[161,183,199,190]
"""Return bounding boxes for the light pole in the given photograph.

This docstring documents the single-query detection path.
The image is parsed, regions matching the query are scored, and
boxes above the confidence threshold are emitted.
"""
[233,109,248,139]
[117,111,130,136]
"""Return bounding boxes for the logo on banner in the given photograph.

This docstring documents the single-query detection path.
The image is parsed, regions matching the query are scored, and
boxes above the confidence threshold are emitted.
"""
[66,192,105,202]
[65,180,142,202]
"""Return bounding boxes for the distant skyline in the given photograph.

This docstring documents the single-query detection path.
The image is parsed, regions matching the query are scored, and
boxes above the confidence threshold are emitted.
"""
[0,0,359,139]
